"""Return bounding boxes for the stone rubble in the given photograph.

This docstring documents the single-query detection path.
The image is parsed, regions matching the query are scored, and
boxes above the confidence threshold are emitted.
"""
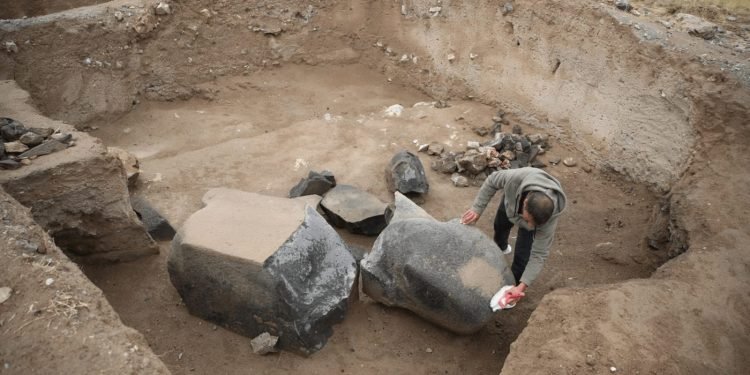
[1,117,73,170]
[420,111,563,186]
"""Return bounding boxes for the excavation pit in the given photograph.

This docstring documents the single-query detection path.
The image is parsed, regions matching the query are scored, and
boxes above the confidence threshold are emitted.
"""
[2,0,749,374]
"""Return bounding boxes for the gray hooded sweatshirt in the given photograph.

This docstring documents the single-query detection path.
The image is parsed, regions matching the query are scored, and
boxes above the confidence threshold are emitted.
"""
[470,167,567,286]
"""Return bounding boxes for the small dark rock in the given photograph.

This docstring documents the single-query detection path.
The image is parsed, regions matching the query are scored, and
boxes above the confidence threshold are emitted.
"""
[0,159,21,169]
[131,196,176,241]
[427,143,444,156]
[289,170,337,198]
[516,152,530,167]
[615,0,631,11]
[385,150,429,195]
[0,118,27,141]
[473,126,490,137]
[531,159,547,168]
[529,145,541,163]
[19,132,44,147]
[512,124,523,135]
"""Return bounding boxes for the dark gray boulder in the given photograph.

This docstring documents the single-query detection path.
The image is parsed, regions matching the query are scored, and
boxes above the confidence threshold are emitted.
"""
[168,188,357,356]
[361,192,515,334]
[320,185,387,236]
[131,196,176,241]
[385,150,429,196]
[0,118,27,141]
[289,170,336,198]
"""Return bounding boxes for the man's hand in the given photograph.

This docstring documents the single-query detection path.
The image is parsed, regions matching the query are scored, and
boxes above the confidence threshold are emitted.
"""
[506,283,527,304]
[461,210,480,225]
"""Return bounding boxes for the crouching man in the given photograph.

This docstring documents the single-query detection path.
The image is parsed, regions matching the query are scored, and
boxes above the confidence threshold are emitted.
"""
[461,167,567,305]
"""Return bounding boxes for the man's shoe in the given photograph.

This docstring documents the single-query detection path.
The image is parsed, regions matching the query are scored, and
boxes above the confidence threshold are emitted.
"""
[502,245,512,255]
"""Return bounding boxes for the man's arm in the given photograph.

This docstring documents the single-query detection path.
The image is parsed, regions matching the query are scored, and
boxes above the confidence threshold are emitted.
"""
[519,218,558,286]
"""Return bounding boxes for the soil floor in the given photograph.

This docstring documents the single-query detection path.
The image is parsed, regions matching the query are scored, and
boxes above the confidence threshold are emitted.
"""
[80,63,665,374]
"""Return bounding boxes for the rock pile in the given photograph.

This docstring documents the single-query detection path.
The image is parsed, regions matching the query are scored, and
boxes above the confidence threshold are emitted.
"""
[421,112,551,187]
[1,117,74,170]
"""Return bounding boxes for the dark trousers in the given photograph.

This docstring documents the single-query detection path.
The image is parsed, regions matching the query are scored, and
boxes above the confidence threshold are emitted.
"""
[493,199,534,284]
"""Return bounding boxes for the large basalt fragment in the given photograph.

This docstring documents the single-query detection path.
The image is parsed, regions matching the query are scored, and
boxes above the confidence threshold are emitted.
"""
[362,193,515,334]
[385,150,429,196]
[168,189,357,356]
[320,184,387,236]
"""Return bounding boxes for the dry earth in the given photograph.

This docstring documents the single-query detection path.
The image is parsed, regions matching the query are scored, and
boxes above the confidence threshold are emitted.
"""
[1,0,750,374]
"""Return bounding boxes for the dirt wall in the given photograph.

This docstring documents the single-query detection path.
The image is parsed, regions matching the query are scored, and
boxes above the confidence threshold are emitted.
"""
[0,188,170,374]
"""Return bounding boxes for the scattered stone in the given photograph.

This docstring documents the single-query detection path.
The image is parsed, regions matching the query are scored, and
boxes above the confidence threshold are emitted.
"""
[0,287,11,304]
[429,7,442,16]
[0,160,21,170]
[168,189,356,355]
[45,278,54,286]
[418,143,430,152]
[4,142,29,154]
[427,142,444,156]
[4,41,18,54]
[512,124,522,135]
[563,157,577,167]
[467,141,481,149]
[18,140,67,159]
[320,185,388,236]
[385,150,429,196]
[473,126,490,137]
[155,2,171,16]
[289,170,336,198]
[457,152,488,174]
[1,117,27,141]
[614,0,631,12]
[361,194,515,334]
[451,173,469,187]
[434,100,449,109]
[114,11,124,21]
[447,53,456,62]
[582,164,593,173]
[426,348,433,353]
[548,156,561,165]
[199,9,212,18]
[676,13,718,40]
[531,159,547,168]
[501,150,516,160]
[250,332,279,355]
[502,2,514,16]
[131,196,176,241]
[19,132,44,147]
[431,156,458,174]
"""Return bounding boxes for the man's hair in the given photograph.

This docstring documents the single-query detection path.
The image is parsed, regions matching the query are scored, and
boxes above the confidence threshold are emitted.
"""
[526,191,555,226]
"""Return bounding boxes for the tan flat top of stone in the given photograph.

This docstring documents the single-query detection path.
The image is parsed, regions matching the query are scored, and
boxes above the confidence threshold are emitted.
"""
[180,188,321,264]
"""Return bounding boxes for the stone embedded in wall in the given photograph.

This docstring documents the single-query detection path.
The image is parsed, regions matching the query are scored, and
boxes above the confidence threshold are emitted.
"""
[168,189,357,356]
